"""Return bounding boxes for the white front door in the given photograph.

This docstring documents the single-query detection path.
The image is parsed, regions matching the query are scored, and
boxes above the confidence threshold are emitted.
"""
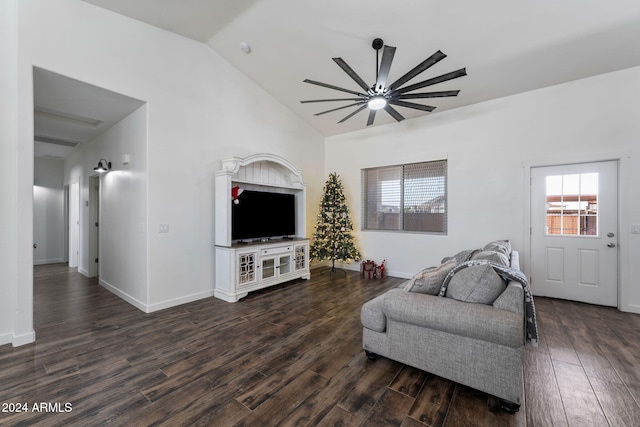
[530,161,618,306]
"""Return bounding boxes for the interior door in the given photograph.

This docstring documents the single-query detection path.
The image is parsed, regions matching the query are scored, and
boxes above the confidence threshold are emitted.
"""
[68,182,79,268]
[95,177,100,277]
[530,161,618,306]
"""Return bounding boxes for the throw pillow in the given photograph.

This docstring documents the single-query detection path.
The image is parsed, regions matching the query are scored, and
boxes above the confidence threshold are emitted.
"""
[405,260,456,295]
[483,240,511,257]
[445,264,507,304]
[472,250,510,267]
[440,248,481,265]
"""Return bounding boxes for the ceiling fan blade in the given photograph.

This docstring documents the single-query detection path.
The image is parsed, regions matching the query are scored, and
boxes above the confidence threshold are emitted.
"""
[366,109,377,126]
[383,105,405,122]
[303,79,365,96]
[395,68,467,94]
[313,102,365,116]
[389,100,436,112]
[301,97,363,103]
[375,45,396,92]
[396,90,460,99]
[332,58,371,92]
[387,50,447,91]
[338,105,368,123]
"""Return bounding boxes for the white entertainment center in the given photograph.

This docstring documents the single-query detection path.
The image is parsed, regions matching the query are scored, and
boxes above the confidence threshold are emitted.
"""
[214,154,310,302]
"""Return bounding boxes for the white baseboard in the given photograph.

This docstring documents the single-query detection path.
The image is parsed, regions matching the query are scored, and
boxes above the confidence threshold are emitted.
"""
[78,268,89,277]
[12,330,36,347]
[621,303,640,315]
[213,288,246,303]
[33,258,64,266]
[147,290,215,313]
[99,278,214,314]
[324,260,413,279]
[99,278,148,312]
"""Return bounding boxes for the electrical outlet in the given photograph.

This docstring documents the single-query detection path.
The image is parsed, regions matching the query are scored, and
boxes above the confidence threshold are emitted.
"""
[632,224,640,234]
[159,224,170,233]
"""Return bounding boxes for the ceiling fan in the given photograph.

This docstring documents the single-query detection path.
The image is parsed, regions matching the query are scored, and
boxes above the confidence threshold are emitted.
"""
[301,38,467,126]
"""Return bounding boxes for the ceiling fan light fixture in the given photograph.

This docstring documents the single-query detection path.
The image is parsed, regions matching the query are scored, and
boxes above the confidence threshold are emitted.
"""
[367,96,387,110]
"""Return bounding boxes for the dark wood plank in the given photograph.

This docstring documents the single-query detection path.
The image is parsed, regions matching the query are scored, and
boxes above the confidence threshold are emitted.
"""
[407,374,455,427]
[278,354,370,427]
[552,359,608,426]
[315,405,362,427]
[524,348,568,427]
[362,388,415,426]
[589,376,640,426]
[233,369,327,426]
[442,385,487,427]
[337,356,403,418]
[389,365,430,399]
[537,311,582,366]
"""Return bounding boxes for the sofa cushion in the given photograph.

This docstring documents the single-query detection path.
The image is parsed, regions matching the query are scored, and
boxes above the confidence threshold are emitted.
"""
[405,260,456,295]
[381,288,523,348]
[361,293,386,332]
[471,250,510,267]
[445,264,507,304]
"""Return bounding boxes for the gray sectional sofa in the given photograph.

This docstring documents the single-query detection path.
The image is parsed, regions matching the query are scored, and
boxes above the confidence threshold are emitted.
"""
[360,241,537,413]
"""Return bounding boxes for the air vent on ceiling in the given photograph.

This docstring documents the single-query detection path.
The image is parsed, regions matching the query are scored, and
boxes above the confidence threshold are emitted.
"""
[34,135,79,147]
[34,106,104,128]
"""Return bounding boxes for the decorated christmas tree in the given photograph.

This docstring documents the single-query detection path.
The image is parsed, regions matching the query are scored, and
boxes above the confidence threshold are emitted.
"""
[310,172,361,272]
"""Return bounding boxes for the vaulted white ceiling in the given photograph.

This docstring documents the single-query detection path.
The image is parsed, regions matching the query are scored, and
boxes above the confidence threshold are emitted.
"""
[75,0,640,138]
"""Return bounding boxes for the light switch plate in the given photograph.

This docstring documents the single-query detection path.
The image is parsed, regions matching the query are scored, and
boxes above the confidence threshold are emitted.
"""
[159,224,169,233]
[632,224,640,234]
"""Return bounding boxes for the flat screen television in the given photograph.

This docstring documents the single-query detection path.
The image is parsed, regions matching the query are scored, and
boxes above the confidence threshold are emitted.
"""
[232,190,296,241]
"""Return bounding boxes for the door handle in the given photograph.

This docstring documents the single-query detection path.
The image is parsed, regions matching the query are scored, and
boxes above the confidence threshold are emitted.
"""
[607,243,616,248]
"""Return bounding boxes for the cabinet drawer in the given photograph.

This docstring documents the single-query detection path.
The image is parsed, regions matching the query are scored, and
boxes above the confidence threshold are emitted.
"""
[261,245,292,256]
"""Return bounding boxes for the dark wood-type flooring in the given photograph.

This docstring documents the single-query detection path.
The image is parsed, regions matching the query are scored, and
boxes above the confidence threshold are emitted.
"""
[1,264,640,426]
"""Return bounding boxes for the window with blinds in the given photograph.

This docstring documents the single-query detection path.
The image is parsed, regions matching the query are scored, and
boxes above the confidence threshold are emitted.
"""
[362,160,447,233]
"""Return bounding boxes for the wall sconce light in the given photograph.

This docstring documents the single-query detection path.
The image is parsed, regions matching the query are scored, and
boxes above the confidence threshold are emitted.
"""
[93,159,111,173]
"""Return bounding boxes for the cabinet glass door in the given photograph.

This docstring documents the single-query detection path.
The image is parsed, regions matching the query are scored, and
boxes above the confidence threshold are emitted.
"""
[262,258,275,279]
[294,245,306,271]
[279,255,291,275]
[238,252,256,284]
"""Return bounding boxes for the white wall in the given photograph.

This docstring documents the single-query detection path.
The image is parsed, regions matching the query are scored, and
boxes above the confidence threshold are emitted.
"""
[0,0,20,346]
[8,0,325,339]
[64,104,148,308]
[326,66,640,313]
[33,157,65,264]
[1,0,35,347]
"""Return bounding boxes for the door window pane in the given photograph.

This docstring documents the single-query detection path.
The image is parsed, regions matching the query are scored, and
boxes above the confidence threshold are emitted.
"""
[546,173,598,236]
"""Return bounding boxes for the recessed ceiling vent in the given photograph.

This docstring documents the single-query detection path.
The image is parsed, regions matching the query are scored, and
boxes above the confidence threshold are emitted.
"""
[35,106,104,128]
[34,135,79,147]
